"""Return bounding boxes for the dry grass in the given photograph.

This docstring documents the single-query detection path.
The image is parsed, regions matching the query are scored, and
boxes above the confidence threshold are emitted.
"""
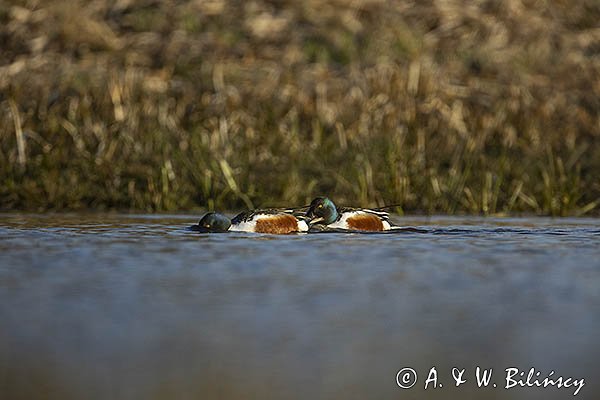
[1,0,599,215]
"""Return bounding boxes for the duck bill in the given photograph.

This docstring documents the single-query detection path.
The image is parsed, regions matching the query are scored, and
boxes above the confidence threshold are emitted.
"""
[309,216,325,225]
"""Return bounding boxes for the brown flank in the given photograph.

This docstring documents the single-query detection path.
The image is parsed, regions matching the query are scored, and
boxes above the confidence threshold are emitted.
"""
[346,214,384,231]
[255,214,300,234]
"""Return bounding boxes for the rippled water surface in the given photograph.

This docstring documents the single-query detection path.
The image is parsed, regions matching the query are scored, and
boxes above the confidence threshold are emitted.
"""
[1,214,599,400]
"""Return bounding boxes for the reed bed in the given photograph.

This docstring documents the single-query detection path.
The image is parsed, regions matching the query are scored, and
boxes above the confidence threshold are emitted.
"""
[1,0,599,215]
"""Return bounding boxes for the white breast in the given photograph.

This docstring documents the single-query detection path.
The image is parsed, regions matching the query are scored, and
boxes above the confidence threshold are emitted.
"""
[229,220,256,232]
[297,220,309,232]
[326,211,362,229]
[228,214,261,232]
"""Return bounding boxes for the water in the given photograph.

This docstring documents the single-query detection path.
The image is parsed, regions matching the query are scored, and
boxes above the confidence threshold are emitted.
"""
[1,214,599,400]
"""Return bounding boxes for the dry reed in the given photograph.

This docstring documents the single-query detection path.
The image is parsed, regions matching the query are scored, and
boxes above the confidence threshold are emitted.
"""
[0,0,599,215]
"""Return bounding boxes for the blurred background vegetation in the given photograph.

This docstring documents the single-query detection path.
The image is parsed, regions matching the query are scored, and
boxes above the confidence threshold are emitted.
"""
[0,0,599,215]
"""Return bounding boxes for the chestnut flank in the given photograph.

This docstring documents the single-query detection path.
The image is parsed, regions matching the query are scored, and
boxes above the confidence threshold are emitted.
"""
[346,214,385,231]
[255,214,300,234]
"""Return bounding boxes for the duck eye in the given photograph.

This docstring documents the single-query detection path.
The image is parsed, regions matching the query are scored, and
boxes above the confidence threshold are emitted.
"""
[206,224,211,228]
[318,204,323,208]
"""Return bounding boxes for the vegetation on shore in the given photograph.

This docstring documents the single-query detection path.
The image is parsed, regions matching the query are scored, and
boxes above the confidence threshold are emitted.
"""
[1,0,599,215]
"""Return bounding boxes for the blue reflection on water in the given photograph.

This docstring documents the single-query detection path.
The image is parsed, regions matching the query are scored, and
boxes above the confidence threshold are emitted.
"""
[0,214,599,399]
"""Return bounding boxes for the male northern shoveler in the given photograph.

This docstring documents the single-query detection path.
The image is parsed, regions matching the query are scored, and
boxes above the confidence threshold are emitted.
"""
[192,208,309,234]
[306,197,394,231]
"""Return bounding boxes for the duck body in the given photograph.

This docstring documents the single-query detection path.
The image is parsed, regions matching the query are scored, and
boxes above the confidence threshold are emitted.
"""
[306,197,393,232]
[323,208,392,231]
[230,209,309,234]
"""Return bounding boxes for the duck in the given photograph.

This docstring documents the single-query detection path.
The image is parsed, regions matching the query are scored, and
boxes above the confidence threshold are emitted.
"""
[192,208,309,234]
[305,197,394,231]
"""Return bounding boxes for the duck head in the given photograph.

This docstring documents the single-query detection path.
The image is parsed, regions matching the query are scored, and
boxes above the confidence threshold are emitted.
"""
[192,212,231,232]
[306,197,339,225]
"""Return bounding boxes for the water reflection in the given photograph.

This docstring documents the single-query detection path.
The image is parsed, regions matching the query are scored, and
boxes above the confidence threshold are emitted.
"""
[0,214,599,399]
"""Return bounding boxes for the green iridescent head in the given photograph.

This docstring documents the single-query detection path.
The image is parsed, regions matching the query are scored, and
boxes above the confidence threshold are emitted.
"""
[193,212,231,232]
[306,197,339,225]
